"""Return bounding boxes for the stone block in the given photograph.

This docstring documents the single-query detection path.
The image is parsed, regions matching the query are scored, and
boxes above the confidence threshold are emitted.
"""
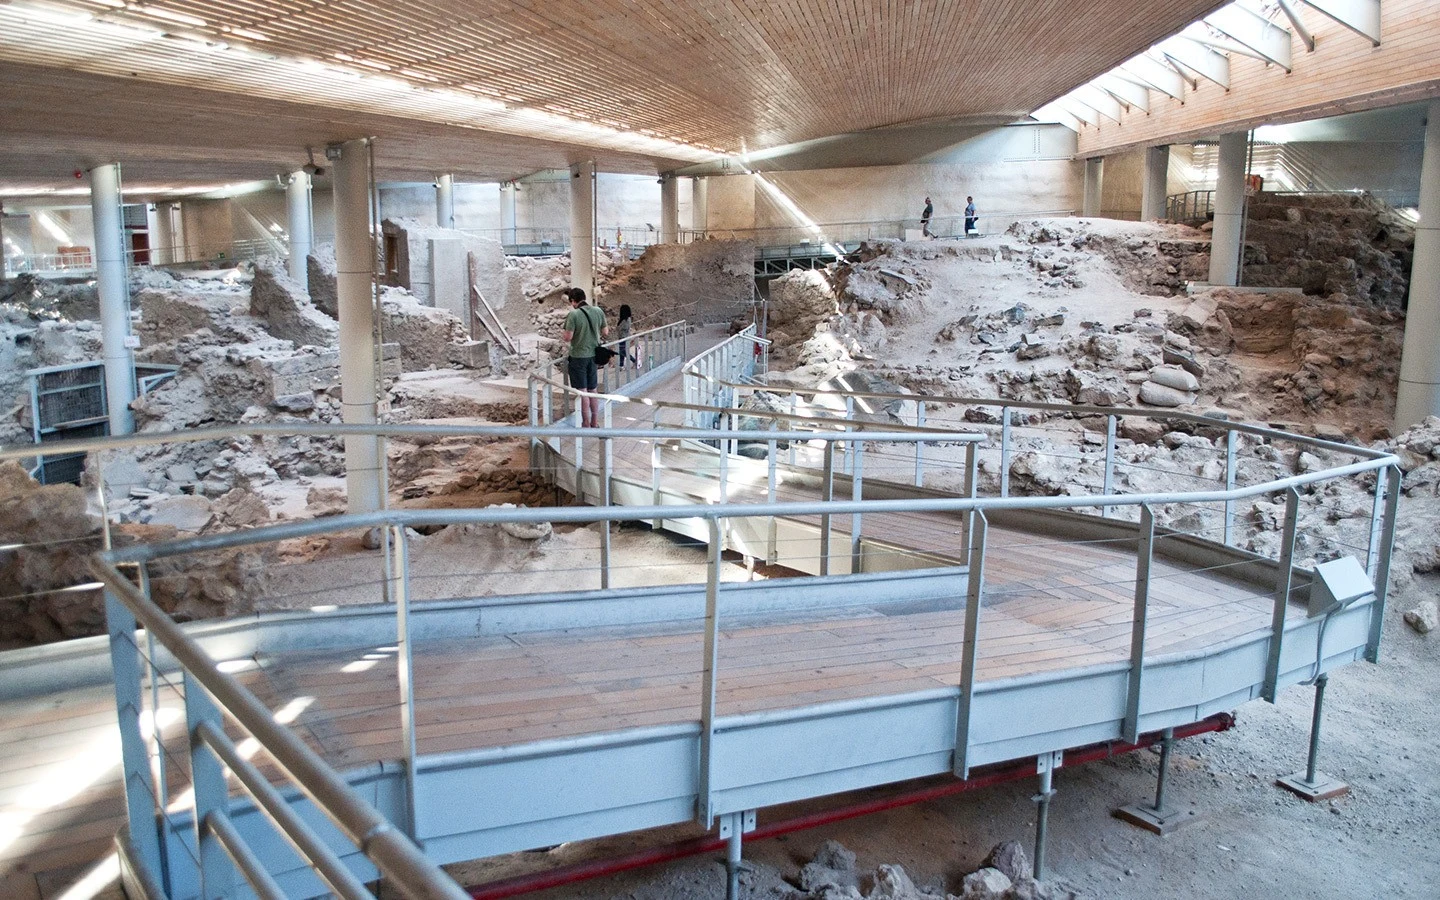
[430,238,468,320]
[448,339,492,370]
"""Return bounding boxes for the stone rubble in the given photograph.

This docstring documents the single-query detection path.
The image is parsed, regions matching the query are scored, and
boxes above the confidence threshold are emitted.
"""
[773,840,1065,900]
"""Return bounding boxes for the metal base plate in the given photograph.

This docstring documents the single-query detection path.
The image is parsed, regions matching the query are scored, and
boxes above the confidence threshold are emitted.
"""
[1276,773,1350,802]
[1113,803,1200,835]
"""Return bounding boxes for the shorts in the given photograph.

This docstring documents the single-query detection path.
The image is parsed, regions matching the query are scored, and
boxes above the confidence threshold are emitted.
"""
[566,355,598,391]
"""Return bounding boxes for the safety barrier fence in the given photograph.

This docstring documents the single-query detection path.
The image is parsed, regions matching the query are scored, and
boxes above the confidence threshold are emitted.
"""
[535,319,690,421]
[8,238,284,275]
[681,323,768,427]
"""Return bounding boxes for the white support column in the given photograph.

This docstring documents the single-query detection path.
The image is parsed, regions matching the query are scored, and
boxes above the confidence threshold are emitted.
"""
[435,173,455,230]
[168,203,186,263]
[333,139,383,513]
[1208,131,1249,287]
[1,201,8,277]
[88,163,136,435]
[285,171,313,282]
[500,182,518,244]
[1396,101,1440,430]
[1083,158,1104,217]
[570,160,596,300]
[691,176,709,233]
[660,174,680,243]
[1141,146,1170,221]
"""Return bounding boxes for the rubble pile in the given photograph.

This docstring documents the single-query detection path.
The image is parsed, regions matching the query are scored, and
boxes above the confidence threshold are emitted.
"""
[1008,219,1209,296]
[598,239,755,327]
[774,839,1063,900]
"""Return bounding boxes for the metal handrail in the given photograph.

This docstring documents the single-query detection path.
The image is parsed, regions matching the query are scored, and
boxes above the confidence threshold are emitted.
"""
[94,554,471,900]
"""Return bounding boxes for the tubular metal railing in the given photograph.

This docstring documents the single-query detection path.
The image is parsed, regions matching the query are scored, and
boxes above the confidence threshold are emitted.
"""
[681,323,768,427]
[1167,190,1216,222]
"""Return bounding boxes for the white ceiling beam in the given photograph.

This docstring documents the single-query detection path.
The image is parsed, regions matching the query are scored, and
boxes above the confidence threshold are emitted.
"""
[1160,36,1231,89]
[1161,57,1200,91]
[1073,84,1124,123]
[1301,0,1381,46]
[1276,0,1316,52]
[1031,102,1080,132]
[1204,4,1295,71]
[1095,74,1150,113]
[1059,98,1101,127]
[1118,55,1186,101]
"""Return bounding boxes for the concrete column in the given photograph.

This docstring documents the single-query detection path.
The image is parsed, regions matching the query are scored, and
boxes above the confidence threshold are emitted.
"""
[435,173,455,229]
[1,201,7,277]
[1082,158,1104,217]
[88,164,137,435]
[286,171,313,282]
[333,139,384,513]
[570,160,596,299]
[500,182,518,243]
[168,203,187,263]
[692,176,709,232]
[1208,131,1249,287]
[1141,146,1170,221]
[660,174,680,243]
[1396,100,1440,430]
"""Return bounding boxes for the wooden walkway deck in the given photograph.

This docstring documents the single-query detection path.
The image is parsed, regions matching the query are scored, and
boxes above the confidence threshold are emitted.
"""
[0,343,1293,898]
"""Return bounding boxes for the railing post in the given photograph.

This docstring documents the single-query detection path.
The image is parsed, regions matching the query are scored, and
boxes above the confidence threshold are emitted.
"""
[527,377,540,468]
[767,437,779,565]
[106,587,167,894]
[961,441,978,566]
[850,438,864,574]
[788,394,798,467]
[389,523,421,841]
[954,511,988,778]
[1263,487,1302,702]
[1000,406,1012,499]
[697,518,724,827]
[184,671,236,899]
[1101,414,1117,517]
[1366,465,1403,662]
[1123,505,1155,743]
[651,407,664,531]
[914,401,926,487]
[601,405,613,589]
[820,442,835,575]
[1223,430,1238,546]
[137,564,172,890]
[843,397,855,473]
[573,430,584,503]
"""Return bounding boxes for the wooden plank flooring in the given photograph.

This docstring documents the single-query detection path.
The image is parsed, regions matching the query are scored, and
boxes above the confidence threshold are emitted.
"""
[0,350,1292,895]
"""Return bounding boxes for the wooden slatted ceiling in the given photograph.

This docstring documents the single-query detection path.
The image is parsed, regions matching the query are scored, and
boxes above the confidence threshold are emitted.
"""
[0,0,1226,165]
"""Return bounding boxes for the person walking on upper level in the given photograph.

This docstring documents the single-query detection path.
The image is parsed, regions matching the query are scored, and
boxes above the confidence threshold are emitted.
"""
[562,288,607,427]
[964,196,978,236]
[921,196,934,238]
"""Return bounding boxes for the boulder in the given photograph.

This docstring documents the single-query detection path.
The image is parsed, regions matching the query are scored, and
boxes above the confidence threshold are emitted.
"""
[1148,365,1201,392]
[1139,381,1195,408]
[1064,369,1128,406]
[959,867,1012,900]
[147,495,215,533]
[1404,601,1438,634]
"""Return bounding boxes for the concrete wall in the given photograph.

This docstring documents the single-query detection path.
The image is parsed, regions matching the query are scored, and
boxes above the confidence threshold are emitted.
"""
[597,173,661,239]
[180,200,234,261]
[516,179,570,232]
[1099,149,1144,221]
[378,183,500,230]
[707,173,757,231]
[1077,0,1440,156]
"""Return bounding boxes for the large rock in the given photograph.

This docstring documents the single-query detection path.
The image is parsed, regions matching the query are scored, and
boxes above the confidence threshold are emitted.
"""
[1139,380,1195,407]
[868,864,943,899]
[1404,601,1438,634]
[799,840,859,893]
[147,495,215,533]
[960,867,1012,899]
[1064,369,1128,407]
[1148,365,1201,392]
[306,245,339,318]
[250,264,340,348]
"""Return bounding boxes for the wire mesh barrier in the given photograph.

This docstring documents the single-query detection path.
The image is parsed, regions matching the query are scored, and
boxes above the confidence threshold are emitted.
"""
[1,368,1401,899]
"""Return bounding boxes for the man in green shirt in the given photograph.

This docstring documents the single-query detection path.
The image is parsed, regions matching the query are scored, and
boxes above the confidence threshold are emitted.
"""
[562,288,607,427]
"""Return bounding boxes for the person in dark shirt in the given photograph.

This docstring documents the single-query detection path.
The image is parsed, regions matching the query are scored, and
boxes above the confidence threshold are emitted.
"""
[921,197,934,238]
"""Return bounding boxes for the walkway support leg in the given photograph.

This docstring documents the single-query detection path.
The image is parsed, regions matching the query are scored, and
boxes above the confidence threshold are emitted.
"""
[1032,751,1062,881]
[718,811,754,900]
[1114,727,1198,834]
[1277,673,1350,801]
